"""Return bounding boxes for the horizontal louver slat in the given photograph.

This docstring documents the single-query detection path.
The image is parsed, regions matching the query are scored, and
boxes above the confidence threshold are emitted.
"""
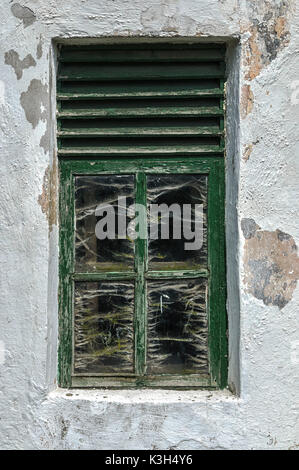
[57,44,225,158]
[59,63,224,81]
[58,107,222,119]
[58,146,223,156]
[59,46,225,63]
[58,128,222,138]
[58,79,222,100]
[57,89,223,100]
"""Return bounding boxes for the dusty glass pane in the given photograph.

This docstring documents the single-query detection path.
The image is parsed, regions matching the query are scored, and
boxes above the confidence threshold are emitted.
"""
[147,278,209,375]
[74,281,134,374]
[75,175,134,272]
[147,174,208,270]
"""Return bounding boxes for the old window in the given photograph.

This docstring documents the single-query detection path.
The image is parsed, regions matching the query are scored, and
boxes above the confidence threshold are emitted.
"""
[58,44,227,388]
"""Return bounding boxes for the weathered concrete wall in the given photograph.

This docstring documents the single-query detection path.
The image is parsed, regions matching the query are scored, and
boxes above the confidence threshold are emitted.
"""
[0,0,298,450]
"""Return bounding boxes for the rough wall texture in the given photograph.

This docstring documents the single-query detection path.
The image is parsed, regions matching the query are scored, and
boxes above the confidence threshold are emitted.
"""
[0,0,298,450]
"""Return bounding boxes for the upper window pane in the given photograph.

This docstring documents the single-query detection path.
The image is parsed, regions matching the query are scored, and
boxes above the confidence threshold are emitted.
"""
[147,174,208,271]
[75,175,135,272]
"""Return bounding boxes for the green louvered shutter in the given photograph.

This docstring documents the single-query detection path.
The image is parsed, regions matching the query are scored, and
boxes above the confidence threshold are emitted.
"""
[57,44,225,157]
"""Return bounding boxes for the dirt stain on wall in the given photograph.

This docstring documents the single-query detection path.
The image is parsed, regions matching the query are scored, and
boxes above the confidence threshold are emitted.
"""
[20,78,57,230]
[241,84,254,119]
[37,37,43,60]
[38,159,58,232]
[242,218,299,309]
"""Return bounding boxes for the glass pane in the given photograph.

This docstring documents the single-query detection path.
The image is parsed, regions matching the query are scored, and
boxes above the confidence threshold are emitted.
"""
[147,174,208,270]
[75,175,134,272]
[74,281,134,374]
[147,278,209,375]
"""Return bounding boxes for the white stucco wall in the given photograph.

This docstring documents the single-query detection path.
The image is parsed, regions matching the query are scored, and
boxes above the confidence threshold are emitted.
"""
[0,0,298,450]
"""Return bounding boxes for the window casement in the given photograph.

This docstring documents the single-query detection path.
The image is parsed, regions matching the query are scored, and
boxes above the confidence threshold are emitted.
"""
[58,44,227,389]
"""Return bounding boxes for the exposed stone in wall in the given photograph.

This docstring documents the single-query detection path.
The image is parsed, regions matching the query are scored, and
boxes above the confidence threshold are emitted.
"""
[4,50,36,80]
[242,138,260,162]
[243,143,253,162]
[11,3,36,28]
[242,219,299,309]
[241,0,293,81]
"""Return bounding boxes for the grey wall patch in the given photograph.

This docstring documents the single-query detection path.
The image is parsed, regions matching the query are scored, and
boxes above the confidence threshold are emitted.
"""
[20,79,50,153]
[40,119,50,154]
[243,222,299,309]
[37,37,43,59]
[4,50,36,80]
[141,2,196,34]
[37,42,42,60]
[241,218,260,240]
[11,3,36,28]
[20,79,47,128]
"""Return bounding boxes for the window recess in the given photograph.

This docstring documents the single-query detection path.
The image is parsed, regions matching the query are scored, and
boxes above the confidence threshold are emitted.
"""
[58,44,227,389]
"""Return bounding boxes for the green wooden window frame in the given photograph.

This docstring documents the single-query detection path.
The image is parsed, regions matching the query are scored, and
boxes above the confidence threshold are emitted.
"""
[57,44,227,389]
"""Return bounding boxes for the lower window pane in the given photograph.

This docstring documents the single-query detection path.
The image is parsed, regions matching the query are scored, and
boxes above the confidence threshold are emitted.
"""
[74,281,134,374]
[147,278,209,375]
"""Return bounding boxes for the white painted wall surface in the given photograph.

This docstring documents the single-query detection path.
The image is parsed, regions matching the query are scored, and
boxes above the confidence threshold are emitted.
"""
[0,0,298,450]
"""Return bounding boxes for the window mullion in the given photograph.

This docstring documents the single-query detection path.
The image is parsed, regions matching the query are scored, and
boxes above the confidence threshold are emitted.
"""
[134,172,147,377]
